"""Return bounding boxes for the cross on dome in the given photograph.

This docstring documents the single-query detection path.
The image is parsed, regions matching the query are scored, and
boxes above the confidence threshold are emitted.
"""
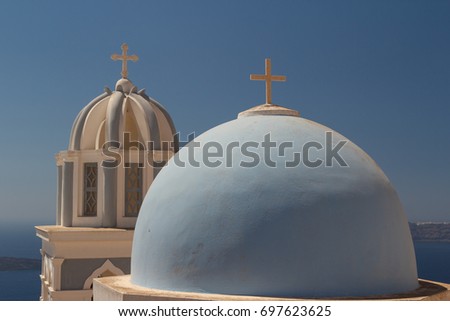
[111,43,139,79]
[250,58,286,105]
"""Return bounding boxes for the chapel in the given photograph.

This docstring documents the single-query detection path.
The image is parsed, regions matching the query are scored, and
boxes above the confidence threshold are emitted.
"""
[36,47,450,301]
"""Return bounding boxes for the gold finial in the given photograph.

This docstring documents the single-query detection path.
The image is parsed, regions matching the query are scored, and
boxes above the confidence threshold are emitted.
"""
[250,58,286,105]
[111,43,139,79]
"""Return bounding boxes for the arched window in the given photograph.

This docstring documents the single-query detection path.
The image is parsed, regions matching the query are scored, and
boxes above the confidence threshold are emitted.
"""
[124,163,143,217]
[83,260,125,290]
[83,163,98,216]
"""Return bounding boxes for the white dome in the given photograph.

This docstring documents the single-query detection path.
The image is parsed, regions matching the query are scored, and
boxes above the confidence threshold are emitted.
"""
[58,77,178,228]
[69,78,176,151]
[131,106,418,298]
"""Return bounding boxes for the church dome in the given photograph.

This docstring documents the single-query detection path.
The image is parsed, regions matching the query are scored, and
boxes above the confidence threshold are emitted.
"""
[55,44,180,229]
[69,78,176,151]
[131,104,418,298]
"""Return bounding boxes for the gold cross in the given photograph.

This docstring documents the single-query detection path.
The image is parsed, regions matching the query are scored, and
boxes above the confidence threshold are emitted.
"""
[111,43,139,79]
[250,58,286,105]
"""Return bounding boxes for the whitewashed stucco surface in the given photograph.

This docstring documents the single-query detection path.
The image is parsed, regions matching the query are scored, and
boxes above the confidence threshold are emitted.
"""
[131,115,418,298]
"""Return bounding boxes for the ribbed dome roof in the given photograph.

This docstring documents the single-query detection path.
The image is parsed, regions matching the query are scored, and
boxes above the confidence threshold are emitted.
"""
[69,78,176,151]
[131,106,418,298]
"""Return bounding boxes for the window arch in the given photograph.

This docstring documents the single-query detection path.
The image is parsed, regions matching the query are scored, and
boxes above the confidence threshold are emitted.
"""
[83,260,125,290]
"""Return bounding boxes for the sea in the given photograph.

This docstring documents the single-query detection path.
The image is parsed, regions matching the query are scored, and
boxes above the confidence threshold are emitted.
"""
[0,228,449,300]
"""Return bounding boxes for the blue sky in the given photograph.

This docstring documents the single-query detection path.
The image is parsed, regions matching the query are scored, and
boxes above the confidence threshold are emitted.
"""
[0,0,449,232]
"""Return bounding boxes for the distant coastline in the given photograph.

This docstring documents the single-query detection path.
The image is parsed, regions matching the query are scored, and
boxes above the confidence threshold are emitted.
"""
[0,257,40,271]
[409,222,450,242]
[0,221,449,271]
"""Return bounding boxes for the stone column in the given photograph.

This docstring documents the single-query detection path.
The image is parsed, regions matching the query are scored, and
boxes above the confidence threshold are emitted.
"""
[56,165,62,225]
[61,162,73,227]
[52,258,64,291]
[102,166,117,227]
[39,249,45,301]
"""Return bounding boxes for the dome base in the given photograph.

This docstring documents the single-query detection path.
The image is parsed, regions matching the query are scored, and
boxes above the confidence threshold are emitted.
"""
[238,104,300,118]
[93,276,450,301]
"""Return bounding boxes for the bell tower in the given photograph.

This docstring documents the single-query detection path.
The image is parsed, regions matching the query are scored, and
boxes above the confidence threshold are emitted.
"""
[35,44,177,300]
